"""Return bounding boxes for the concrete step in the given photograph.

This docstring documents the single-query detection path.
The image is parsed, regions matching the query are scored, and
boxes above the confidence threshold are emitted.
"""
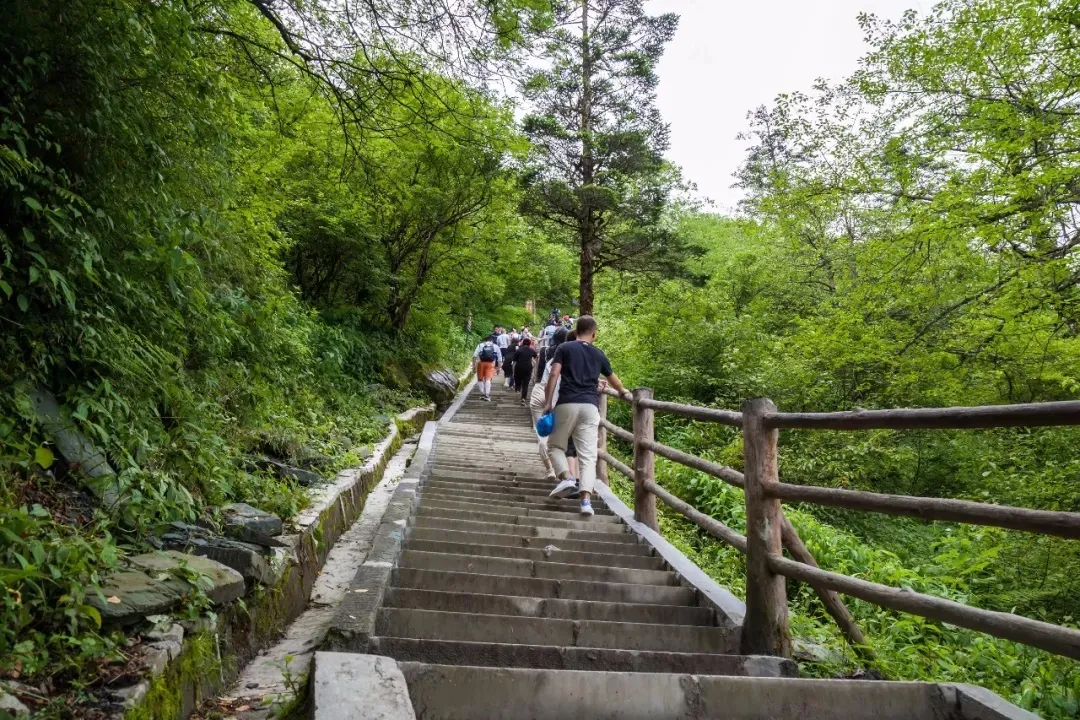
[395,664,991,720]
[431,453,541,467]
[423,474,599,497]
[405,527,654,558]
[418,487,613,514]
[391,568,699,606]
[421,479,607,505]
[409,515,635,545]
[413,506,627,535]
[441,426,537,440]
[397,550,676,586]
[369,639,795,676]
[418,496,620,523]
[428,462,552,481]
[402,538,662,569]
[376,608,736,654]
[382,588,713,625]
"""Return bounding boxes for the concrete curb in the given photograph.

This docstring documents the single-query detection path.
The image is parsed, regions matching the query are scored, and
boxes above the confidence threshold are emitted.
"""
[123,404,435,719]
[593,482,747,628]
[324,377,473,653]
[324,419,443,652]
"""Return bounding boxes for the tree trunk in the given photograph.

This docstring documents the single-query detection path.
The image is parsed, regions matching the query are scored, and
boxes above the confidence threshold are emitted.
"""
[577,0,595,317]
[579,245,595,315]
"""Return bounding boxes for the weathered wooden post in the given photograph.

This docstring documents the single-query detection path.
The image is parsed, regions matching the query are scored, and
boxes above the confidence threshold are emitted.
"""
[597,391,609,485]
[741,397,792,657]
[632,387,658,532]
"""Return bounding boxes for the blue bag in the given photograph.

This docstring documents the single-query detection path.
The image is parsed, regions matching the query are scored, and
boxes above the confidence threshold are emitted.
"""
[536,411,555,437]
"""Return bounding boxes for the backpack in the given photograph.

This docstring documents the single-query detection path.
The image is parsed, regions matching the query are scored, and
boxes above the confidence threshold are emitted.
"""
[478,343,496,362]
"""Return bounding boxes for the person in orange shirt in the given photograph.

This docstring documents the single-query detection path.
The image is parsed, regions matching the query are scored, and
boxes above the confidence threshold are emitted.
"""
[472,335,502,401]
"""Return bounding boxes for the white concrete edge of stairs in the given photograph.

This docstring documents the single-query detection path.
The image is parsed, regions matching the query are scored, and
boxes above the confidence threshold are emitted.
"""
[593,481,747,628]
[294,404,434,530]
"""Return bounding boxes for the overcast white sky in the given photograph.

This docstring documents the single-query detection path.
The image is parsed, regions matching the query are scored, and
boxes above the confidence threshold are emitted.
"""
[651,0,928,212]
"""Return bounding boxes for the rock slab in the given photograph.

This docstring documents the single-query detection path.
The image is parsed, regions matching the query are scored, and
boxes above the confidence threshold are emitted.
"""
[222,502,285,543]
[90,551,245,626]
[159,522,276,584]
[421,368,459,408]
[312,652,416,720]
[252,457,324,487]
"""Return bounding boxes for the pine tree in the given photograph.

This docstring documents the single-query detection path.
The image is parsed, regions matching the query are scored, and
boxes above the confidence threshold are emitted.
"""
[519,0,686,314]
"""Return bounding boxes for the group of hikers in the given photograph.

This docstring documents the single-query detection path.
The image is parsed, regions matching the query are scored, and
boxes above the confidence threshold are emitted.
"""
[472,312,629,517]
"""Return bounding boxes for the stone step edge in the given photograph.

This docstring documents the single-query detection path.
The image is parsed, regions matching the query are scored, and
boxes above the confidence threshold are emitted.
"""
[396,549,677,586]
[367,637,795,677]
[394,663,1039,720]
[374,607,736,655]
[594,482,747,629]
[387,567,699,607]
[381,588,714,625]
[403,526,655,557]
[401,538,663,569]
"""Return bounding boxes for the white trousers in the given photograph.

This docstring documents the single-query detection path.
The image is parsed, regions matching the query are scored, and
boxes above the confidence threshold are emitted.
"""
[548,403,600,493]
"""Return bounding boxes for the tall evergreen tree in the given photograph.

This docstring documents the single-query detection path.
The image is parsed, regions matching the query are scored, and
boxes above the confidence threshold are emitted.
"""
[519,0,687,314]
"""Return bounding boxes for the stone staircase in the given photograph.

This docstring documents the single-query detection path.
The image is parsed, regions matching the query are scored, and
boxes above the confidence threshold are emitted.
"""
[320,384,1035,720]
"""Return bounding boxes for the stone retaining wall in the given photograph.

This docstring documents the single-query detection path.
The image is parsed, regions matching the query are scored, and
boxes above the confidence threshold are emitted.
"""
[123,405,435,719]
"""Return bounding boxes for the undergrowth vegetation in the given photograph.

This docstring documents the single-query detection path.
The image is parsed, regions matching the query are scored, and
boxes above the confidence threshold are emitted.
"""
[0,0,569,709]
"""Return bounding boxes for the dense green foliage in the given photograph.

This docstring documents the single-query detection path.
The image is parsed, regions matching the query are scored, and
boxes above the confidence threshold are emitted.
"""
[0,0,565,709]
[596,0,1080,714]
[4,0,1080,714]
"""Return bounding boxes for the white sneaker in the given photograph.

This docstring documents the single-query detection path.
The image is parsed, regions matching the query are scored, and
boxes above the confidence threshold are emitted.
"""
[549,477,579,499]
[580,499,594,516]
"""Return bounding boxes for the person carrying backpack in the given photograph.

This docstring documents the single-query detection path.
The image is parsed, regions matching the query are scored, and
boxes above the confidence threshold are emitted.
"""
[472,335,502,401]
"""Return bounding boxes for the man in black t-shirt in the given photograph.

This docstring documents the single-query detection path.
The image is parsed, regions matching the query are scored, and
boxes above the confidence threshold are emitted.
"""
[542,316,630,516]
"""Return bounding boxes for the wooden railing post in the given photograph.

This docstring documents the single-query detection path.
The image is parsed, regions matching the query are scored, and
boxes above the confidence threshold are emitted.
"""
[741,397,792,657]
[597,391,609,485]
[632,387,658,531]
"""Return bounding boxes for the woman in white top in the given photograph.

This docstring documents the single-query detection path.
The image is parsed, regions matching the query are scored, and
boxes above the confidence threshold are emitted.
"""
[530,327,568,482]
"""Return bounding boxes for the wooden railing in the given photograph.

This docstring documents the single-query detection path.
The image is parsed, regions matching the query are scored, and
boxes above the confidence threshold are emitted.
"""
[597,389,1080,661]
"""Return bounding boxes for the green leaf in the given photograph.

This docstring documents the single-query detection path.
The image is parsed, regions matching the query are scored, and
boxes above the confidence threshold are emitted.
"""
[0,280,11,298]
[79,605,103,629]
[23,196,43,211]
[35,446,55,469]
[17,294,29,312]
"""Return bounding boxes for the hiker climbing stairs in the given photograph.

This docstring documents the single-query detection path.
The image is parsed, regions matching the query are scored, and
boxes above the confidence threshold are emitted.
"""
[318,383,1038,720]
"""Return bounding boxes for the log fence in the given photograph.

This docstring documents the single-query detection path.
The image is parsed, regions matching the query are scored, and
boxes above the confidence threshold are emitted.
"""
[596,387,1080,661]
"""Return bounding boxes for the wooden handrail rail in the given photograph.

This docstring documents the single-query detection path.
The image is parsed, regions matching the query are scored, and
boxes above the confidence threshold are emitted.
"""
[599,450,634,481]
[604,446,871,657]
[768,554,1080,660]
[767,482,1080,539]
[600,418,634,443]
[638,397,743,426]
[605,418,1080,540]
[642,438,747,489]
[600,385,1080,661]
[644,477,748,552]
[763,401,1080,430]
